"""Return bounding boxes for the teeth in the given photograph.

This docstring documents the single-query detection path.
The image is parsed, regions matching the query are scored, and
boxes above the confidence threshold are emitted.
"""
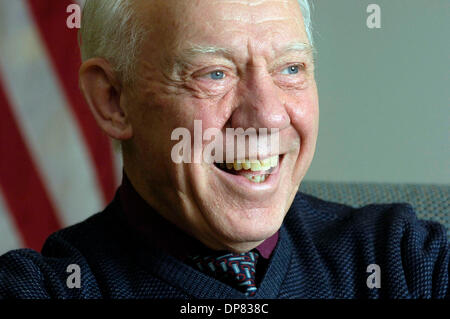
[261,157,271,167]
[221,155,279,172]
[270,156,278,167]
[243,174,267,183]
[216,155,280,183]
[250,161,262,171]
[242,161,251,170]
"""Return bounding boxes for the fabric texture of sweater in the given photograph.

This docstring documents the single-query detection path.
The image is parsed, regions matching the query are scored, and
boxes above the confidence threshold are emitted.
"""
[0,190,448,299]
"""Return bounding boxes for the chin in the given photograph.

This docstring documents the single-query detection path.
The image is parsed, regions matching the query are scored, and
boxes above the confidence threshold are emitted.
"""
[188,148,303,248]
[205,201,287,248]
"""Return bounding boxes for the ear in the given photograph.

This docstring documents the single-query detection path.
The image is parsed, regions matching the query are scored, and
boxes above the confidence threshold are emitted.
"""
[79,58,133,140]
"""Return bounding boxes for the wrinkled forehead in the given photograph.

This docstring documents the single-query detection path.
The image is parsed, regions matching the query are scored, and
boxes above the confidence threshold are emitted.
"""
[134,0,308,60]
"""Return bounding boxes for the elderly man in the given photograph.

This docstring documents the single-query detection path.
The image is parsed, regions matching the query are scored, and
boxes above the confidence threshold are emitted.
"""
[0,0,448,299]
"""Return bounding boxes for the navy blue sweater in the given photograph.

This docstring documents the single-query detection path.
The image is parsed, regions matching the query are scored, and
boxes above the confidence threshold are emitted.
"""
[0,191,448,299]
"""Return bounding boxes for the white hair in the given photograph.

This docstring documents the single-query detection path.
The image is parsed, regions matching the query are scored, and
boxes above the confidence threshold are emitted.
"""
[79,0,313,84]
[297,0,313,45]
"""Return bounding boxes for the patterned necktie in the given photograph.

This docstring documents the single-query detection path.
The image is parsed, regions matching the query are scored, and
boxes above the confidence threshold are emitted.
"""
[188,251,260,297]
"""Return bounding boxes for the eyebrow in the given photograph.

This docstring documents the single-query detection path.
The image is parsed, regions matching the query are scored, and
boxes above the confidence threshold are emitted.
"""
[280,42,315,56]
[177,45,233,60]
[177,41,314,60]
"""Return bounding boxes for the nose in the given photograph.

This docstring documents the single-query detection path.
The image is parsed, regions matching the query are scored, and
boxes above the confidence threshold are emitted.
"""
[230,67,290,132]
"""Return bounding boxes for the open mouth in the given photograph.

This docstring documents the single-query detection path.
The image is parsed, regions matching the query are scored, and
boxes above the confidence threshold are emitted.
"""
[213,155,281,183]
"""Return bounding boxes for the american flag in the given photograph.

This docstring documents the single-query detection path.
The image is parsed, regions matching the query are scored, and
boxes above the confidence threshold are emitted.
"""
[0,0,121,255]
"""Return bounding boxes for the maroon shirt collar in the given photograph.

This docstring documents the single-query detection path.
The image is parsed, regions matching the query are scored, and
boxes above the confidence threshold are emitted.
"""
[119,172,278,260]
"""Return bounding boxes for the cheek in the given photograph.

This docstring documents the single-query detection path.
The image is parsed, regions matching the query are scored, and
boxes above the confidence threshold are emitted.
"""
[190,90,237,131]
[285,88,319,137]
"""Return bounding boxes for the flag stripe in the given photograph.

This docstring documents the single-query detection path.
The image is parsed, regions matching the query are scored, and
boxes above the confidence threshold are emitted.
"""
[0,189,23,254]
[26,0,117,204]
[0,75,62,250]
[0,0,104,228]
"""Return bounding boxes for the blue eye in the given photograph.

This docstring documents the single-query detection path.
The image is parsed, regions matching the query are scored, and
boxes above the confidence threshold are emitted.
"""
[209,70,225,80]
[282,65,300,75]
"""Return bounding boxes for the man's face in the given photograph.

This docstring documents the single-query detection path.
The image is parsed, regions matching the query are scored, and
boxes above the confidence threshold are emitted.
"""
[123,0,319,252]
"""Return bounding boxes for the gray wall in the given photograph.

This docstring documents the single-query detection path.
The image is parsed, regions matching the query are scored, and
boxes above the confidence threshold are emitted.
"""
[303,0,449,184]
